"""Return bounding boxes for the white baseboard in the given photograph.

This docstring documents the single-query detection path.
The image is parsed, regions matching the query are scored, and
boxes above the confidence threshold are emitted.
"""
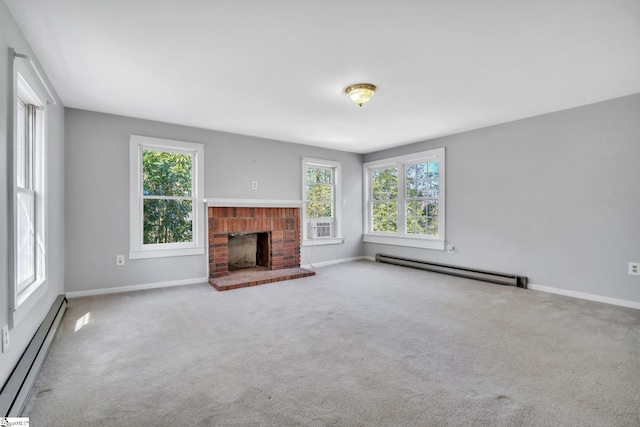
[302,256,373,269]
[528,284,640,310]
[66,277,209,298]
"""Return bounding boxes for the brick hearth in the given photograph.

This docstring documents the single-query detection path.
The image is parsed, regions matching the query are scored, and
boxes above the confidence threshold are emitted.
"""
[210,267,315,291]
[208,206,314,290]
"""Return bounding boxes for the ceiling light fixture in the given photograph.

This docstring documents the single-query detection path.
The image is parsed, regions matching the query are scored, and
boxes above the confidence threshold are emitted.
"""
[344,83,376,107]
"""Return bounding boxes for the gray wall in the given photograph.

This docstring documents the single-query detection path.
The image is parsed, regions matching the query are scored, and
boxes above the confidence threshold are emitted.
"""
[364,94,640,304]
[1,2,66,386]
[64,108,363,293]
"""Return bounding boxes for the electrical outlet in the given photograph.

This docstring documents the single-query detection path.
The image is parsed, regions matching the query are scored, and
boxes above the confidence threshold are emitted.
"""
[2,326,8,353]
[629,262,640,276]
[116,255,125,266]
[252,181,258,190]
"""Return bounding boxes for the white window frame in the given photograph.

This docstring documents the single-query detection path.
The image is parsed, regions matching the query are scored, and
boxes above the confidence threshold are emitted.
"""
[363,148,445,250]
[129,135,205,259]
[10,52,54,326]
[301,158,343,246]
[16,101,37,294]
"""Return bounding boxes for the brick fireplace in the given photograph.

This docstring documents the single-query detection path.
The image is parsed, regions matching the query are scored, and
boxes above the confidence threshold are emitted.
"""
[208,205,314,290]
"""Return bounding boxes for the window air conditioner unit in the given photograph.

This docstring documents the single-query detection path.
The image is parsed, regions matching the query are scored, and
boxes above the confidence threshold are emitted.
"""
[310,221,332,239]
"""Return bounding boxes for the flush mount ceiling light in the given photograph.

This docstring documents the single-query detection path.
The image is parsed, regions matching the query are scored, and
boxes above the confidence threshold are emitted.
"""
[344,83,377,107]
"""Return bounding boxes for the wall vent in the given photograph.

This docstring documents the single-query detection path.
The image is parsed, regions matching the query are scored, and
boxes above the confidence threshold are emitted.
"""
[310,221,332,239]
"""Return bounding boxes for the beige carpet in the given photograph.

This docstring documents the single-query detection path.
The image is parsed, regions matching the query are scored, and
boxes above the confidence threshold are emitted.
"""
[24,260,640,426]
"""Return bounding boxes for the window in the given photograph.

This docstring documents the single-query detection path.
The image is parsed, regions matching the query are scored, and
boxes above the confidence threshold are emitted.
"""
[363,148,445,250]
[302,158,342,245]
[371,167,399,233]
[16,100,37,293]
[129,135,205,259]
[10,52,53,322]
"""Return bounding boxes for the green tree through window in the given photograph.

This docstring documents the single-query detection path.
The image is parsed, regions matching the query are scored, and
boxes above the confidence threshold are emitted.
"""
[306,167,333,219]
[302,158,342,242]
[371,167,398,232]
[364,148,444,249]
[142,150,193,244]
[406,161,439,235]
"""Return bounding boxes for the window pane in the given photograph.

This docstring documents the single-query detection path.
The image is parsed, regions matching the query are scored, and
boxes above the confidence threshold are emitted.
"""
[16,102,26,188]
[406,200,438,235]
[307,184,333,218]
[307,168,333,184]
[427,216,438,236]
[428,161,439,197]
[372,201,397,232]
[143,150,192,197]
[407,179,430,198]
[406,200,426,216]
[17,190,35,287]
[306,167,332,183]
[406,200,425,235]
[406,161,439,235]
[306,184,332,202]
[305,165,334,220]
[427,200,439,218]
[406,161,439,198]
[372,168,398,201]
[143,199,193,244]
[406,216,427,235]
[307,202,333,218]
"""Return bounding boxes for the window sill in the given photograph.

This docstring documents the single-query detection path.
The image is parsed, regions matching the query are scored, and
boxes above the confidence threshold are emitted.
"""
[302,238,344,247]
[12,279,48,327]
[362,233,445,250]
[129,246,205,260]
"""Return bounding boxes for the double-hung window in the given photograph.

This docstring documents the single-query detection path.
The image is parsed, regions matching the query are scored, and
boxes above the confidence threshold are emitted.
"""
[16,100,37,293]
[302,158,342,245]
[129,135,205,259]
[11,52,53,322]
[363,148,445,250]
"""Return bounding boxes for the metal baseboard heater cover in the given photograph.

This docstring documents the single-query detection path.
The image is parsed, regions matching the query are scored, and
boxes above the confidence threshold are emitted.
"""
[375,254,528,289]
[0,294,67,416]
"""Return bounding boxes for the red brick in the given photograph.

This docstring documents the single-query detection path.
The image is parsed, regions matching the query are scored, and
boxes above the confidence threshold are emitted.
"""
[208,206,304,279]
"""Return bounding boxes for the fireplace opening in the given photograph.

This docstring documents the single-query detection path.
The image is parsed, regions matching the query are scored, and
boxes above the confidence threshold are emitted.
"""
[227,232,270,271]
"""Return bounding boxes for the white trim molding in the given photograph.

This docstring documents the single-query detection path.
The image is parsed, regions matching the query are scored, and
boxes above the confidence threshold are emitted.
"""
[302,238,344,247]
[11,281,49,327]
[206,198,303,208]
[362,234,446,250]
[66,277,209,298]
[528,284,640,310]
[301,256,371,269]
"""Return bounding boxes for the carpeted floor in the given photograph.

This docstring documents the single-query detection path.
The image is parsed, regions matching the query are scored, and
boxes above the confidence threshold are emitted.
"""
[24,260,640,426]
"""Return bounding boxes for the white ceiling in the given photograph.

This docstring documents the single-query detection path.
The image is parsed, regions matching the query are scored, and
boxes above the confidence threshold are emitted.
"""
[6,0,640,154]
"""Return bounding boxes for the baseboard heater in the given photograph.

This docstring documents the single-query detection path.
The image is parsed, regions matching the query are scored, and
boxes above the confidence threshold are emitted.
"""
[375,254,528,289]
[0,294,67,416]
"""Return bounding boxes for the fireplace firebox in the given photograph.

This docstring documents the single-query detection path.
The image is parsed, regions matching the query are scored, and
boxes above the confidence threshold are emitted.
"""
[227,232,270,271]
